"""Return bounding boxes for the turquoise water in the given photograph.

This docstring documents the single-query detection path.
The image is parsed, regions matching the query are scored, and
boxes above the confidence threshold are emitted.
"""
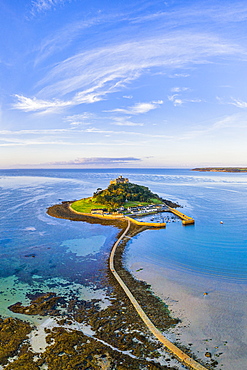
[0,168,246,319]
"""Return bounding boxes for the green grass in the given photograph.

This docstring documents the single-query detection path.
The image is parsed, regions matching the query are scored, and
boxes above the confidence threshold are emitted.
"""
[71,198,106,213]
[125,198,160,208]
[71,197,162,214]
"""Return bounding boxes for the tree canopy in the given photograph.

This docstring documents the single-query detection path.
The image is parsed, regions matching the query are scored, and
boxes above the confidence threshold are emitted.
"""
[93,182,160,209]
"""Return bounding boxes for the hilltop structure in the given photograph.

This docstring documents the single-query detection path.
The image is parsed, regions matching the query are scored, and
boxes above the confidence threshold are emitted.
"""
[110,176,129,185]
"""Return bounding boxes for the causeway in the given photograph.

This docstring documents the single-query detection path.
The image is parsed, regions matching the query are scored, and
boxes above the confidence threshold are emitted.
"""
[109,219,207,370]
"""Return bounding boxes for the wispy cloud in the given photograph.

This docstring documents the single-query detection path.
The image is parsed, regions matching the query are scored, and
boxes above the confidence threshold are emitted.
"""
[0,128,71,135]
[31,0,69,15]
[13,32,245,113]
[0,124,173,149]
[48,157,141,165]
[171,87,189,93]
[107,100,163,115]
[0,135,145,147]
[168,94,202,106]
[168,95,183,106]
[229,98,247,108]
[13,94,71,114]
[130,3,247,26]
[178,113,247,140]
[169,73,190,78]
[83,127,173,139]
[0,137,76,146]
[34,14,111,65]
[110,117,143,126]
[64,113,94,126]
[216,96,247,108]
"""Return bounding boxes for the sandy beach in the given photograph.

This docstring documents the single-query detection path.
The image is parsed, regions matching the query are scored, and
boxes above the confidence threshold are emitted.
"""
[130,260,247,370]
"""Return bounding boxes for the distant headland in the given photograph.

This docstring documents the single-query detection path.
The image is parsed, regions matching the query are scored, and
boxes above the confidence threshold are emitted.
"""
[192,167,247,173]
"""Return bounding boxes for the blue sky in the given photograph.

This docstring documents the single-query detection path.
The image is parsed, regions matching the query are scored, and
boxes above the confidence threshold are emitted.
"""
[1,0,247,168]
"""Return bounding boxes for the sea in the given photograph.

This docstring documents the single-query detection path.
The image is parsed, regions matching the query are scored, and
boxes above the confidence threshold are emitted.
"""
[0,168,246,369]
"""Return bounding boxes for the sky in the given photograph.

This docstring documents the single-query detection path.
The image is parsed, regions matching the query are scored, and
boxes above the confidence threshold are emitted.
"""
[1,0,247,168]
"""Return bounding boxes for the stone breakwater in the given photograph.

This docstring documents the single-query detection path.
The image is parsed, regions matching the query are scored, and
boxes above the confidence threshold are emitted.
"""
[168,207,195,225]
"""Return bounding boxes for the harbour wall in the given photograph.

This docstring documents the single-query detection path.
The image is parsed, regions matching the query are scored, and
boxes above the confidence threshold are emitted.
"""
[69,205,166,228]
[168,207,195,225]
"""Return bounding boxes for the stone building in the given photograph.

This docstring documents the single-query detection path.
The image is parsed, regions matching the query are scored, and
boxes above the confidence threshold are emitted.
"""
[110,175,129,185]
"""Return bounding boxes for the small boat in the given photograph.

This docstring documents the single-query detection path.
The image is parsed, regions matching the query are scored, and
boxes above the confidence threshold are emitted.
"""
[220,221,224,224]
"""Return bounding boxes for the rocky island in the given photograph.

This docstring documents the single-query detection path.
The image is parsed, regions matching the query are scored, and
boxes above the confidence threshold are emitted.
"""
[70,175,178,216]
[48,176,193,226]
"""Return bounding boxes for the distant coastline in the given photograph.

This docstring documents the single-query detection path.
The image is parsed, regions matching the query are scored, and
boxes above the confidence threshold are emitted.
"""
[192,167,247,173]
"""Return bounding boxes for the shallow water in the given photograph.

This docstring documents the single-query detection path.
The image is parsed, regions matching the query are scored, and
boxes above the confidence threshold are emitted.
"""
[125,170,247,282]
[1,167,247,298]
[0,168,247,368]
[0,169,120,323]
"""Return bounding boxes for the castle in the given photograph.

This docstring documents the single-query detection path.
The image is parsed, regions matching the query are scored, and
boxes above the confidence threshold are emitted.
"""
[110,175,129,185]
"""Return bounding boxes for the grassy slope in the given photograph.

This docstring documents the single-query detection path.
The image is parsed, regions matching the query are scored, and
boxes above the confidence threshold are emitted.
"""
[71,198,106,213]
[71,197,161,214]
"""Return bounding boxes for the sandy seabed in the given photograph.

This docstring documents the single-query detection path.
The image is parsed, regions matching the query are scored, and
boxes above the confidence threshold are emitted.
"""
[130,260,247,370]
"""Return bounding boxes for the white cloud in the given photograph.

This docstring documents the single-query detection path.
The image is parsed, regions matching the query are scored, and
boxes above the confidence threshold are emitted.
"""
[230,98,247,108]
[48,157,141,165]
[83,127,173,139]
[107,101,163,115]
[168,95,183,106]
[168,94,202,106]
[217,96,247,109]
[0,128,71,135]
[13,94,71,114]
[0,134,137,147]
[31,0,69,15]
[0,125,173,148]
[171,87,189,93]
[169,73,190,78]
[13,32,245,113]
[130,4,247,27]
[34,13,121,65]
[0,137,75,146]
[110,117,143,126]
[178,113,247,140]
[64,113,94,126]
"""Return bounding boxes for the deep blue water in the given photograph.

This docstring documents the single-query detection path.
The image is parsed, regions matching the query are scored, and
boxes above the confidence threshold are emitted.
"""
[0,168,246,318]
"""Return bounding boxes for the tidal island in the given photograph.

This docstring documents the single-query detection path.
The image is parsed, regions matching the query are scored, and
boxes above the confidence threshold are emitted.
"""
[49,175,194,227]
[0,179,219,370]
[44,178,210,370]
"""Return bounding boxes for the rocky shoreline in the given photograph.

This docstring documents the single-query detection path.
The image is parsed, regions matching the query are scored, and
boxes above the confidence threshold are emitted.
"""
[0,202,214,369]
